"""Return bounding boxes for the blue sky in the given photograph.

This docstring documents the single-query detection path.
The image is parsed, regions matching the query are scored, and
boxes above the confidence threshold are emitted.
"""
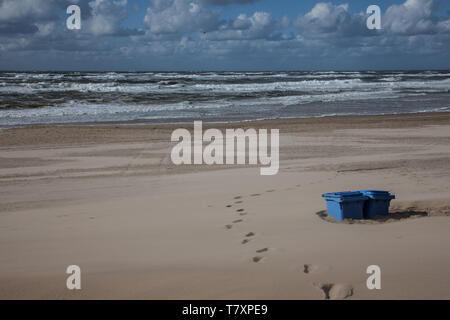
[0,0,449,71]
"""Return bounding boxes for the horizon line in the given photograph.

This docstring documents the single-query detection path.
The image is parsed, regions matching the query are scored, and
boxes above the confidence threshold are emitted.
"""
[1,68,450,73]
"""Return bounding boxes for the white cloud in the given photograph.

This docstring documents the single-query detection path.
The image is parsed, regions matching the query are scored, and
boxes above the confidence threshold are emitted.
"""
[295,2,368,38]
[144,0,223,35]
[233,14,251,30]
[437,19,450,33]
[199,0,260,6]
[0,0,62,35]
[293,0,450,39]
[384,0,437,34]
[299,3,350,32]
[85,0,128,36]
[202,11,283,40]
[0,0,138,36]
[0,0,53,22]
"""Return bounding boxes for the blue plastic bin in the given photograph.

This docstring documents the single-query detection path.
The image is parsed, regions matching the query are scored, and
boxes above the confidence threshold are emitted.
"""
[322,191,368,222]
[360,190,395,218]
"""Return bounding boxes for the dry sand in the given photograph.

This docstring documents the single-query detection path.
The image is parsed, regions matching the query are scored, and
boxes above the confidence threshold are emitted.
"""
[0,112,450,299]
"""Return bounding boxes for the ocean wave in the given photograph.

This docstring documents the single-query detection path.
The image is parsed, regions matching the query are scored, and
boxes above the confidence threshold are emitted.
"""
[1,71,449,126]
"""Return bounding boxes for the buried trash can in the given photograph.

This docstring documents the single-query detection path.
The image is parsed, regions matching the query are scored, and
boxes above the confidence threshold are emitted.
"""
[322,191,368,222]
[360,190,395,219]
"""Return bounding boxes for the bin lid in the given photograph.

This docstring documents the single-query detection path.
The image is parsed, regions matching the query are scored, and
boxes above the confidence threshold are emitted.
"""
[360,190,395,199]
[322,191,363,198]
[360,190,391,195]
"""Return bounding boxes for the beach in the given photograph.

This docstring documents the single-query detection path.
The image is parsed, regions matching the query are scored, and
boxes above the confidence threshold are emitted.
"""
[1,112,450,299]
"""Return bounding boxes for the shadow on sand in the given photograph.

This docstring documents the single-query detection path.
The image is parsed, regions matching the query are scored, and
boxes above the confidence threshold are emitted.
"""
[316,209,428,224]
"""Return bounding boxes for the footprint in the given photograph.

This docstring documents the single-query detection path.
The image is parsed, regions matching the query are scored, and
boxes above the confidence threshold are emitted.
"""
[245,232,255,237]
[233,219,243,224]
[303,264,319,274]
[250,193,261,197]
[252,256,263,263]
[241,239,251,244]
[314,283,354,300]
[236,209,245,212]
[226,205,232,208]
[234,201,243,204]
[225,224,233,230]
[304,264,310,274]
[234,196,242,199]
[266,189,275,193]
[256,248,268,253]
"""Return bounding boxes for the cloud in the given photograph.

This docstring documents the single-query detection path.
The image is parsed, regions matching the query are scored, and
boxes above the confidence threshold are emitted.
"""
[144,0,223,35]
[0,0,54,22]
[85,0,127,36]
[199,0,260,6]
[203,11,288,41]
[143,0,287,41]
[383,0,450,35]
[437,19,450,33]
[0,0,61,35]
[294,0,450,39]
[0,0,141,37]
[85,0,144,36]
[295,2,370,38]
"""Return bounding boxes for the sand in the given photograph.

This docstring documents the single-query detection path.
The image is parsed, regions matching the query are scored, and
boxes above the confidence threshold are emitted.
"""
[0,112,450,299]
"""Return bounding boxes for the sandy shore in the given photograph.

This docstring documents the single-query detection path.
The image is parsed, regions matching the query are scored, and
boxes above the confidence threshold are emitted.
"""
[1,112,450,299]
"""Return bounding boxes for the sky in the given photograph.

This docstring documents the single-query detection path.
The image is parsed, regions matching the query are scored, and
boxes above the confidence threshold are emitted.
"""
[0,0,449,71]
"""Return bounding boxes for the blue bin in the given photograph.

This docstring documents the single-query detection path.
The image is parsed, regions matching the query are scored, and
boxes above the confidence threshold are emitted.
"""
[322,191,368,222]
[360,190,395,218]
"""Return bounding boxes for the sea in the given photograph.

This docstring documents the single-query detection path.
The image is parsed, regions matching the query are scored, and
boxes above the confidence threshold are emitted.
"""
[0,70,449,127]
